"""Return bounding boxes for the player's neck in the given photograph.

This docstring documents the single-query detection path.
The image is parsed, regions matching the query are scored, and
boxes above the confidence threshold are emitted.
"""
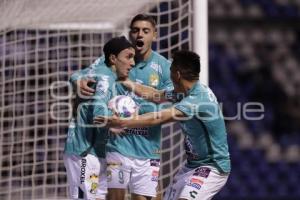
[110,64,117,74]
[136,49,152,62]
[143,49,152,61]
[181,79,198,95]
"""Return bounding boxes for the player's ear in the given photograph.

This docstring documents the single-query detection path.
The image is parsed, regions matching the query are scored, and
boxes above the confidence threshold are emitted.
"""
[176,70,181,80]
[152,30,157,42]
[109,54,117,65]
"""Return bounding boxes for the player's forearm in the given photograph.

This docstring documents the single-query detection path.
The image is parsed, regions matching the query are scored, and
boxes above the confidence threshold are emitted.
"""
[120,109,174,128]
[121,113,164,128]
[126,81,166,103]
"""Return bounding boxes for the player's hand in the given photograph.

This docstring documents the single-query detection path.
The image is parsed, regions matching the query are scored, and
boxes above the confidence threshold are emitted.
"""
[76,78,96,96]
[109,127,126,135]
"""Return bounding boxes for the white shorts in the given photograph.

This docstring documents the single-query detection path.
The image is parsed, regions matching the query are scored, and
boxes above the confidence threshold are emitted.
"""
[164,165,229,200]
[106,152,160,197]
[63,154,107,200]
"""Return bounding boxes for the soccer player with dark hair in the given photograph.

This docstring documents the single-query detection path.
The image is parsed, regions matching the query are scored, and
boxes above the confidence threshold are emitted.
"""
[94,50,231,200]
[64,36,135,200]
[70,14,172,200]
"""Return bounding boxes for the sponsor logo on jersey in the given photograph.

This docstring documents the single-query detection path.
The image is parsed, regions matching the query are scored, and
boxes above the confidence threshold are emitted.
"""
[80,158,87,184]
[149,73,159,87]
[88,174,99,194]
[193,167,211,178]
[150,159,160,167]
[107,162,122,168]
[124,128,149,136]
[151,170,159,182]
[186,178,203,190]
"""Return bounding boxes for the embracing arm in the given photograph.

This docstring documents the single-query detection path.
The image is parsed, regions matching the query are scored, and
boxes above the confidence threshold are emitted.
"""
[122,79,167,103]
[70,56,105,96]
[94,107,186,128]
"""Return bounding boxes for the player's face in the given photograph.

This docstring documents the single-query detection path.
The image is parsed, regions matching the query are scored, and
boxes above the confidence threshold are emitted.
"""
[129,20,157,58]
[114,47,135,80]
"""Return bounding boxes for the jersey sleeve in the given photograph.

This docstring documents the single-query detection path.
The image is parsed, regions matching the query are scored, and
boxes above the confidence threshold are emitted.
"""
[174,95,198,117]
[175,89,221,121]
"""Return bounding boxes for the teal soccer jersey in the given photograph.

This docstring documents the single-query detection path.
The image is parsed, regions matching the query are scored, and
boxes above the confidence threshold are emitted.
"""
[173,81,231,173]
[70,52,172,159]
[107,51,172,159]
[64,62,116,158]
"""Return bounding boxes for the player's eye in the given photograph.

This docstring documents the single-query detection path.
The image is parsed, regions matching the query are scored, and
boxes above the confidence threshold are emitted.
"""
[131,28,139,33]
[128,53,134,59]
[143,29,150,34]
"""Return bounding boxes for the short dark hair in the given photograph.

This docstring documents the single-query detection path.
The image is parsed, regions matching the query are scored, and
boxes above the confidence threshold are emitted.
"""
[130,14,157,29]
[171,50,200,80]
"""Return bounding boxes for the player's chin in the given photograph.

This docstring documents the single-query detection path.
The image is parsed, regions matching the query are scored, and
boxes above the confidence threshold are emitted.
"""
[118,75,128,81]
[137,47,149,56]
[135,46,144,53]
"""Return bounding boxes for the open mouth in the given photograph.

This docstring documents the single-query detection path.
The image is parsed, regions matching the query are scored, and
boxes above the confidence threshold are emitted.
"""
[135,40,144,49]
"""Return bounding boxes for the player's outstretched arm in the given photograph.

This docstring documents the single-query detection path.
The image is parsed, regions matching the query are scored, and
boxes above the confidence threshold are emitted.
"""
[94,107,185,129]
[121,79,167,103]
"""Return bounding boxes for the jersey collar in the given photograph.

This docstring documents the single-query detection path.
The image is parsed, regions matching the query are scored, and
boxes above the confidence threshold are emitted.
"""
[135,51,154,69]
[187,80,201,96]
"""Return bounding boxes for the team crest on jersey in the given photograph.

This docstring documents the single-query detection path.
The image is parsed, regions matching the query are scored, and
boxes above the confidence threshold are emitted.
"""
[150,62,162,74]
[149,73,159,87]
[88,174,99,194]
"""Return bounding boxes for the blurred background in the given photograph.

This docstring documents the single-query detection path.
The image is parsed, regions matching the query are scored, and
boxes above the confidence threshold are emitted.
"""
[209,0,300,199]
[0,0,300,199]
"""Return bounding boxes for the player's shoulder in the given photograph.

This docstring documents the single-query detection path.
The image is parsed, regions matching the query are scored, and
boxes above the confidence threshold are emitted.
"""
[94,63,113,77]
[151,51,171,65]
[90,56,105,69]
[188,82,213,102]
